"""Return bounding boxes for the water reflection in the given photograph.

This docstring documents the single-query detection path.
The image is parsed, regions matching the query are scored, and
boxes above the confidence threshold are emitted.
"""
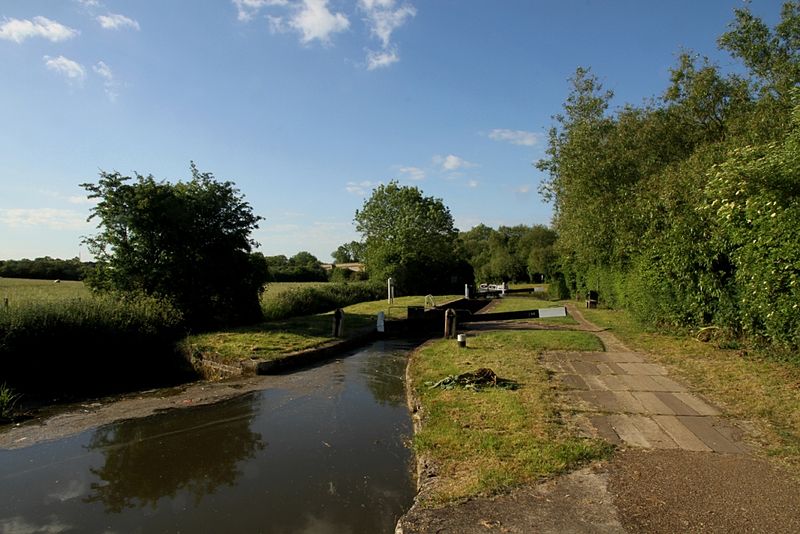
[361,341,410,407]
[84,396,265,512]
[0,339,416,533]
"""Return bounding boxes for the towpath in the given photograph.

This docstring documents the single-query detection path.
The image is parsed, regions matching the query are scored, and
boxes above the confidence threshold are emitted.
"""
[398,304,800,533]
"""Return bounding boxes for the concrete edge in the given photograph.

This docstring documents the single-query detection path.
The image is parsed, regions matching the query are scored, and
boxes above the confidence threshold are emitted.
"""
[396,338,442,534]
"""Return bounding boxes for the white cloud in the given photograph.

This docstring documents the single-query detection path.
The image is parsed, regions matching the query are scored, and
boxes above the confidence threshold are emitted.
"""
[96,13,140,31]
[345,180,378,196]
[359,0,415,69]
[398,166,425,181]
[489,129,540,147]
[515,184,531,194]
[291,0,349,45]
[360,0,415,48]
[233,0,289,22]
[434,154,476,172]
[467,179,479,188]
[76,0,102,8]
[43,55,86,83]
[93,61,118,101]
[0,208,89,230]
[366,48,398,70]
[0,16,78,43]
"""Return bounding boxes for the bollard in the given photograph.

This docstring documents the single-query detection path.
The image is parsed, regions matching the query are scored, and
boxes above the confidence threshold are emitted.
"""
[457,334,467,348]
[332,308,345,337]
[376,311,385,333]
[444,308,457,339]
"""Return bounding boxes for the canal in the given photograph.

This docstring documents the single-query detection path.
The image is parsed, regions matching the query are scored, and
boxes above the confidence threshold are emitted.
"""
[0,339,417,533]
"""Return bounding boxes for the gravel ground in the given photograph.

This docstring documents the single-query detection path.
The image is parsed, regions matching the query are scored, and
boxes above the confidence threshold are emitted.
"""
[607,448,800,533]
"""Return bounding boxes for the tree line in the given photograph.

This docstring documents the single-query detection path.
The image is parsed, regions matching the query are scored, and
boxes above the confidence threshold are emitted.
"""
[0,257,91,281]
[537,2,800,349]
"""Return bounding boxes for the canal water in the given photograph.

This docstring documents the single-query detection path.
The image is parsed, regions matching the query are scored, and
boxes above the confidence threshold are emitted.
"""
[0,340,417,533]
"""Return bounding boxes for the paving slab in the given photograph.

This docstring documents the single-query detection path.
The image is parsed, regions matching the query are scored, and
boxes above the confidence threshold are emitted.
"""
[652,392,700,416]
[559,374,589,390]
[617,362,668,376]
[672,392,720,416]
[544,306,748,454]
[628,415,679,449]
[630,392,673,415]
[607,415,651,448]
[677,416,747,454]
[652,415,713,452]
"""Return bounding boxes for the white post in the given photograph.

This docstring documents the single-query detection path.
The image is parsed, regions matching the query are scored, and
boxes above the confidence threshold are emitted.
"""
[387,277,394,304]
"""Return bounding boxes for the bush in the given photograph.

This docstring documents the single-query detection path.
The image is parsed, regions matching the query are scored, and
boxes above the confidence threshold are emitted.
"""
[261,282,384,321]
[0,293,189,395]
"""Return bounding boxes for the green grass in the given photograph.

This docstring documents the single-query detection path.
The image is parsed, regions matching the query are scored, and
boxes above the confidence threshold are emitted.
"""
[260,281,329,306]
[486,295,579,326]
[0,277,90,303]
[583,306,800,469]
[185,294,462,365]
[409,329,608,505]
[0,383,21,420]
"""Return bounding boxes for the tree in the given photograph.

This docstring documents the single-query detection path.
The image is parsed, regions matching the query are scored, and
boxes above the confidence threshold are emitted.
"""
[354,181,472,294]
[331,241,364,264]
[81,163,268,328]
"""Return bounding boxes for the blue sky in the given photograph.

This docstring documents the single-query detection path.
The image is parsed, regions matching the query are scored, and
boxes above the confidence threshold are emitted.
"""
[0,0,785,262]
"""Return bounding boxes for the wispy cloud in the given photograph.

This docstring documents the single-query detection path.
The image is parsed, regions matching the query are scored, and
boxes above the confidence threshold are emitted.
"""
[398,166,425,181]
[489,128,540,147]
[43,55,86,84]
[233,0,289,22]
[345,180,378,196]
[467,179,479,188]
[0,208,89,230]
[515,184,531,194]
[366,48,398,70]
[0,16,78,43]
[360,0,415,69]
[290,0,349,45]
[97,13,140,31]
[93,61,118,101]
[76,0,102,8]
[433,154,476,172]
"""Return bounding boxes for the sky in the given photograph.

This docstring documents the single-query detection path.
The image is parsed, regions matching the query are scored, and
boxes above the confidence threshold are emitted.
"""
[0,0,786,262]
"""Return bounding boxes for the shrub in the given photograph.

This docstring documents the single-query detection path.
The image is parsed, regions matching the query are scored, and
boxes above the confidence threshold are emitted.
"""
[0,293,188,395]
[261,282,384,321]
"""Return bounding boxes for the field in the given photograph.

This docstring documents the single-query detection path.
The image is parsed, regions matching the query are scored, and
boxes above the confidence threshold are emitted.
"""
[0,277,90,304]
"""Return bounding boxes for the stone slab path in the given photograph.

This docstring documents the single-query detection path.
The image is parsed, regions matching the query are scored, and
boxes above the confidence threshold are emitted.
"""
[545,305,748,454]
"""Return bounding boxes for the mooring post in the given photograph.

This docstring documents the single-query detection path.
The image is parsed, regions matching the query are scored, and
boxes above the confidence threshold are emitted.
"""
[332,308,345,337]
[376,311,385,333]
[444,308,457,339]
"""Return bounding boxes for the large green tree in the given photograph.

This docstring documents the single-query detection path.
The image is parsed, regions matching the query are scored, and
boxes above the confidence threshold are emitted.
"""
[354,182,472,294]
[82,164,268,328]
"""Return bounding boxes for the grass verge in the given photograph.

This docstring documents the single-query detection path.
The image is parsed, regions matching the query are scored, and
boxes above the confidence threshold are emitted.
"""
[583,307,800,468]
[409,330,610,506]
[484,295,579,326]
[185,294,461,365]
